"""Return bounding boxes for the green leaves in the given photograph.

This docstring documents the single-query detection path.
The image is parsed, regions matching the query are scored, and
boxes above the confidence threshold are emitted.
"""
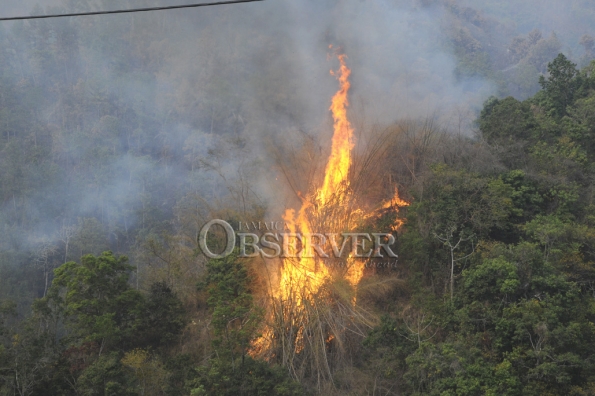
[47,252,141,347]
[134,282,187,349]
[363,55,595,395]
[13,251,191,394]
[201,251,263,362]
[415,164,514,239]
[189,253,303,395]
[46,251,188,354]
[189,356,303,396]
[479,96,537,144]
[462,257,520,302]
[539,54,582,118]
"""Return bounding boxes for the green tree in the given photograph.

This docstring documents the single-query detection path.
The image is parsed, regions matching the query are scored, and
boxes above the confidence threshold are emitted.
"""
[0,307,59,396]
[539,54,581,117]
[404,165,514,296]
[190,357,303,396]
[138,281,187,349]
[191,252,303,395]
[479,96,537,145]
[27,252,190,395]
[200,251,262,364]
[46,251,144,351]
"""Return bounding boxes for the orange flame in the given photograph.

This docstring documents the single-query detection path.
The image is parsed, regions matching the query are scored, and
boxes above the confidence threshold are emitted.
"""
[275,52,354,308]
[252,50,409,357]
[275,207,330,305]
[381,188,409,210]
[318,54,354,205]
[264,52,356,354]
[381,188,410,231]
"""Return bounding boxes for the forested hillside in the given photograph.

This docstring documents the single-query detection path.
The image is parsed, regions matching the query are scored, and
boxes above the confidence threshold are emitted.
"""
[1,0,595,395]
[363,55,595,395]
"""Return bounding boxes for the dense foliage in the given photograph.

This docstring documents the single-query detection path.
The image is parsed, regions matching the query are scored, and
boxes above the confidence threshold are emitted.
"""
[362,56,595,395]
[1,0,595,395]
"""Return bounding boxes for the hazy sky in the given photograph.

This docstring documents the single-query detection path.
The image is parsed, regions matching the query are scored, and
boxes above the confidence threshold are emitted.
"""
[1,0,593,251]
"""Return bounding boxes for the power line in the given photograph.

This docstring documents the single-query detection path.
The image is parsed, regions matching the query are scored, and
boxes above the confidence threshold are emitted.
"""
[0,0,264,21]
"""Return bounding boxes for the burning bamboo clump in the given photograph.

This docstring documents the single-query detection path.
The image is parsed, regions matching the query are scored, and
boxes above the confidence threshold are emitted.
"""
[251,50,409,390]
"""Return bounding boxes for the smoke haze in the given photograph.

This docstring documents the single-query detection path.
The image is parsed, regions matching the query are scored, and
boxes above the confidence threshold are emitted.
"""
[0,0,594,300]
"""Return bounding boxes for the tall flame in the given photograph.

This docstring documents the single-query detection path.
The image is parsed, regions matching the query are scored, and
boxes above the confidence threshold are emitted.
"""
[254,52,357,356]
[318,54,354,205]
[252,50,409,358]
[275,51,355,307]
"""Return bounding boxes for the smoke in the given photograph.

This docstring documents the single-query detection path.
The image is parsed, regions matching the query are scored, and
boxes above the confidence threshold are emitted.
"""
[155,0,496,132]
[0,0,593,278]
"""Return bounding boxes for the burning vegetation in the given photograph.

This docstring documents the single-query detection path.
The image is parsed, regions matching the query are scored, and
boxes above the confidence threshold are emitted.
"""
[249,49,409,389]
[5,0,595,393]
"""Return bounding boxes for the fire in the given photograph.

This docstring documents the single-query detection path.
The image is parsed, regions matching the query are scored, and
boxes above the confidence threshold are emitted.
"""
[270,50,356,316]
[275,207,330,305]
[318,53,354,205]
[254,51,357,356]
[252,49,409,359]
[381,188,409,210]
[381,188,410,231]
